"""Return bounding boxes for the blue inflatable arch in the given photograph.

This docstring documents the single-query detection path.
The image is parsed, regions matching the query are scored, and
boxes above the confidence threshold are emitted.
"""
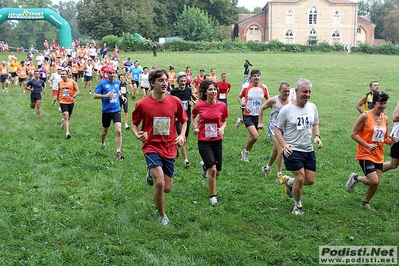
[0,8,72,48]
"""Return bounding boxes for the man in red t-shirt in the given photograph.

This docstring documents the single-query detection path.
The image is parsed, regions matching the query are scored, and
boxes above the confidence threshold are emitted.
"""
[132,69,188,227]
[216,73,231,105]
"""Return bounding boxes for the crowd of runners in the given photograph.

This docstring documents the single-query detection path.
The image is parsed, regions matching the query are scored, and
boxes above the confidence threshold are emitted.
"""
[1,41,398,226]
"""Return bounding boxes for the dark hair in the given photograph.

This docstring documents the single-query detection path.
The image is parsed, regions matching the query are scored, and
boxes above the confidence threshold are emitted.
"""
[250,69,261,76]
[279,82,290,90]
[372,91,389,104]
[149,69,168,89]
[169,66,174,70]
[369,81,378,87]
[198,80,218,101]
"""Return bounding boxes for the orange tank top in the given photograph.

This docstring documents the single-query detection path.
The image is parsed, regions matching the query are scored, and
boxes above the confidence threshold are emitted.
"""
[356,111,387,163]
[58,79,76,104]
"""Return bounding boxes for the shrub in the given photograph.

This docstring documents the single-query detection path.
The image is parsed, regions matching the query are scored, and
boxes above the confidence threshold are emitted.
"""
[358,43,372,54]
[120,33,152,52]
[268,39,284,51]
[317,41,333,52]
[101,35,120,49]
[379,42,399,55]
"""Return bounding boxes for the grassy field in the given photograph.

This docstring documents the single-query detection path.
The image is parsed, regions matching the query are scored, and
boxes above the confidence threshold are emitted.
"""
[0,51,398,265]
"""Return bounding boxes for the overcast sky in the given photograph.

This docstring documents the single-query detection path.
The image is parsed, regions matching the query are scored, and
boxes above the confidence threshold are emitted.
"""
[237,0,266,11]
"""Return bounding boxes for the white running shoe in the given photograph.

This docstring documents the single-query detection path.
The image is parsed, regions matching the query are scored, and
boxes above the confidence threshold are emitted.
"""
[235,118,241,129]
[346,173,358,193]
[210,196,218,205]
[241,150,249,162]
[159,216,170,226]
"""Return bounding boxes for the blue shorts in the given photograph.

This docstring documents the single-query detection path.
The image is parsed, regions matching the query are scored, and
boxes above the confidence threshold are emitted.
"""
[243,115,258,130]
[283,150,316,172]
[145,153,175,178]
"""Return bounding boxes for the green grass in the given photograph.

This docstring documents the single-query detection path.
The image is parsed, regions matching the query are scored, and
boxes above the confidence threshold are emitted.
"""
[0,51,398,265]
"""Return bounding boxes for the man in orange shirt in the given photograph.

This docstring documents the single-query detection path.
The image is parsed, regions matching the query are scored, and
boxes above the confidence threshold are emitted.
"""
[57,69,80,139]
[71,59,79,81]
[0,61,9,93]
[17,61,28,92]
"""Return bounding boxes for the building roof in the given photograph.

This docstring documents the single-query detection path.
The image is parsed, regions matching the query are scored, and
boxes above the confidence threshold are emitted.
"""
[237,12,265,24]
[268,0,355,4]
[358,15,376,27]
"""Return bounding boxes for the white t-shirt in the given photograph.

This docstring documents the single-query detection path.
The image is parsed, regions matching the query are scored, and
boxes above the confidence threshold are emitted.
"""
[50,73,62,91]
[274,102,319,152]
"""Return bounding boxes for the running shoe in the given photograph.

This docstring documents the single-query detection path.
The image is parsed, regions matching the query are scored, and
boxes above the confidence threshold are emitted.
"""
[199,161,207,178]
[280,175,293,198]
[210,196,218,205]
[261,166,271,177]
[116,151,125,159]
[185,161,190,169]
[146,170,154,186]
[100,143,106,149]
[346,173,358,193]
[276,174,284,184]
[241,150,249,162]
[66,133,71,139]
[361,202,375,211]
[235,118,241,129]
[159,216,170,226]
[124,124,130,130]
[292,205,304,215]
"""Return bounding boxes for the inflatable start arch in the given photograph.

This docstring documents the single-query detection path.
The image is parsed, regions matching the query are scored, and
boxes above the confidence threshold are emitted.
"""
[0,8,72,48]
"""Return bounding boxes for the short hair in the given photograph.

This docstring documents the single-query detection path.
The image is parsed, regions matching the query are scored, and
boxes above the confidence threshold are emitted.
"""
[295,78,312,90]
[369,81,378,87]
[250,69,261,76]
[221,73,227,77]
[372,91,389,104]
[176,71,186,82]
[149,69,168,89]
[198,80,218,101]
[279,82,290,90]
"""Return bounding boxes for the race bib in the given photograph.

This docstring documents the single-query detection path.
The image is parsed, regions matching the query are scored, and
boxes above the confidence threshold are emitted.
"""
[295,115,309,130]
[372,126,385,142]
[205,123,217,138]
[62,89,70,97]
[110,90,118,103]
[219,93,226,99]
[182,100,188,111]
[153,117,170,135]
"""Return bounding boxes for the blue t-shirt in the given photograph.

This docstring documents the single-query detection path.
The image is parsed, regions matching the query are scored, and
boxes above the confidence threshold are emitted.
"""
[26,79,45,93]
[123,61,133,73]
[129,66,142,81]
[94,79,121,113]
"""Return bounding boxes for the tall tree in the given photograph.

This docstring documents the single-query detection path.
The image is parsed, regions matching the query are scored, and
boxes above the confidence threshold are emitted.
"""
[76,0,156,40]
[369,0,399,39]
[175,6,217,41]
[382,9,399,42]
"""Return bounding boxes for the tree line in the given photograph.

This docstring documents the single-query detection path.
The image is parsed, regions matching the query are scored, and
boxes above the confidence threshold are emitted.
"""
[1,0,399,50]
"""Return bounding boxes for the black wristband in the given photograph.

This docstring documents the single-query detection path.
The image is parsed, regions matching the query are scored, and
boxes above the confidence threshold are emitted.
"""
[315,134,321,139]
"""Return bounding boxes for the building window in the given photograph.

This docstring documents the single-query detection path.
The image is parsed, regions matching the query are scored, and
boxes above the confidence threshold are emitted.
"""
[357,27,362,34]
[248,26,259,35]
[249,27,254,34]
[284,29,294,44]
[331,30,341,43]
[308,29,318,45]
[286,10,293,25]
[333,10,340,25]
[309,7,317,25]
